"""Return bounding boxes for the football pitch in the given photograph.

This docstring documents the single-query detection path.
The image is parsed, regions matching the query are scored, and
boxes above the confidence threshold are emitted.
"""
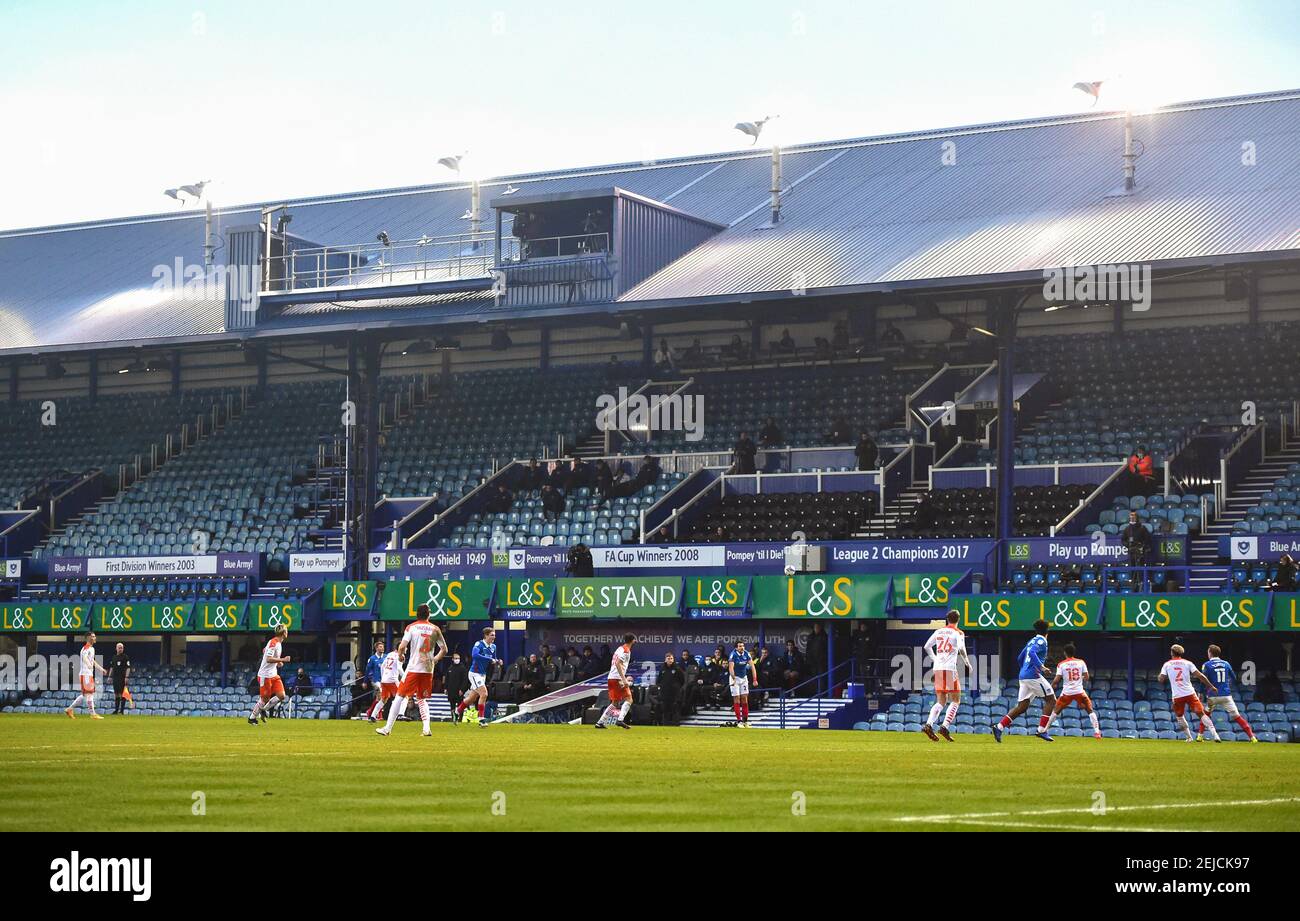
[2,714,1298,832]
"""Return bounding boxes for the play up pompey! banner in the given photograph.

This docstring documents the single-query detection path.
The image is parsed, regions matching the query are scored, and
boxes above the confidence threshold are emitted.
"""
[1006,535,1187,565]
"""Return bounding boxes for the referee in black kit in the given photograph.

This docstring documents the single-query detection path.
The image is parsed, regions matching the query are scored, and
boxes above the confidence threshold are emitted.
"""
[108,642,132,714]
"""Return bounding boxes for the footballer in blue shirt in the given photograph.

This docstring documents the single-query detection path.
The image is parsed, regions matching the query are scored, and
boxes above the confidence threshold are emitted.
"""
[992,619,1057,743]
[363,639,386,722]
[727,640,759,728]
[1201,644,1257,742]
[454,626,501,726]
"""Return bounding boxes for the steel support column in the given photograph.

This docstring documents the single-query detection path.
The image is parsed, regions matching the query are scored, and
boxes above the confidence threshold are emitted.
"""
[994,296,1018,553]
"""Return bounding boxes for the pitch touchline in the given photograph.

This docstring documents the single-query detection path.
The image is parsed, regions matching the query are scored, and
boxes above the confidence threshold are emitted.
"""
[895,796,1300,824]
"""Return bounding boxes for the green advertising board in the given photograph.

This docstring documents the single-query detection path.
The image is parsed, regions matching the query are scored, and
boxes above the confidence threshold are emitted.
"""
[193,601,249,632]
[494,577,555,615]
[684,576,750,610]
[378,579,495,621]
[91,602,194,633]
[321,581,378,613]
[554,577,682,619]
[0,603,91,633]
[750,574,889,619]
[952,594,1102,631]
[247,600,301,631]
[1104,594,1270,632]
[891,572,967,609]
[1274,595,1300,631]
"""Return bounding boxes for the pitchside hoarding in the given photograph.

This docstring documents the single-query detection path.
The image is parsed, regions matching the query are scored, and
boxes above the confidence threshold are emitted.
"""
[321,581,378,613]
[0,600,290,633]
[890,572,967,609]
[749,574,889,619]
[378,579,495,621]
[684,575,750,618]
[1104,594,1269,632]
[952,595,1102,631]
[554,577,683,619]
[493,577,555,619]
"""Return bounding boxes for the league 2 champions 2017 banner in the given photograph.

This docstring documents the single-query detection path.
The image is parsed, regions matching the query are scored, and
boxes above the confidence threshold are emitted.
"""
[554,577,683,619]
[953,595,1102,631]
[749,574,889,619]
[1104,594,1269,632]
[378,579,495,621]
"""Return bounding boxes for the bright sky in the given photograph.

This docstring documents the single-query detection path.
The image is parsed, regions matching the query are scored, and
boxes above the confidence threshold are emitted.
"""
[1,0,1297,231]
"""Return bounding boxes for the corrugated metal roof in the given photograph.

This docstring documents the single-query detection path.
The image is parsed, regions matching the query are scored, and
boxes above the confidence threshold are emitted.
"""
[2,89,1298,353]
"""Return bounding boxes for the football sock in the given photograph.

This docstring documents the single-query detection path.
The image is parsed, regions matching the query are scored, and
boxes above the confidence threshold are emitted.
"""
[926,702,943,726]
[70,695,84,711]
[477,702,486,719]
[618,700,632,722]
[1176,716,1192,739]
[1234,716,1255,739]
[997,714,1012,729]
[1044,710,1059,731]
[418,699,430,732]
[943,703,959,727]
[250,699,263,718]
[1037,715,1050,732]
[741,701,749,721]
[1088,712,1100,734]
[1200,714,1220,741]
[733,702,742,721]
[383,696,407,732]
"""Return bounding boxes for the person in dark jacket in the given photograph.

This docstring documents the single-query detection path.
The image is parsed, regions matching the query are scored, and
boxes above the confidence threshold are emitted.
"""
[732,432,757,475]
[679,648,702,714]
[757,646,781,689]
[566,457,590,492]
[804,624,829,690]
[631,455,661,491]
[108,643,131,714]
[566,542,594,577]
[522,458,544,491]
[825,417,851,444]
[1121,511,1153,567]
[593,461,614,506]
[759,417,783,448]
[1272,552,1297,592]
[547,459,570,491]
[541,484,566,521]
[579,645,601,680]
[520,654,546,701]
[779,640,805,690]
[656,653,685,724]
[854,431,878,470]
[486,483,514,514]
[444,651,470,714]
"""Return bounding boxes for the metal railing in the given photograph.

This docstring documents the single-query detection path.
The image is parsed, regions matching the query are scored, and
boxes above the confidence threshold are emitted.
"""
[501,232,610,262]
[264,232,497,294]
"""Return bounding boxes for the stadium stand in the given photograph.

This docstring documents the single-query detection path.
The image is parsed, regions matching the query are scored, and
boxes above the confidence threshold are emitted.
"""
[678,491,877,542]
[33,382,347,569]
[891,485,1091,539]
[0,387,241,509]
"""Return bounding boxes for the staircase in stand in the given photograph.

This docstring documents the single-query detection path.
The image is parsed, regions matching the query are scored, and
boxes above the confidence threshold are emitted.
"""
[855,480,928,538]
[1188,436,1300,592]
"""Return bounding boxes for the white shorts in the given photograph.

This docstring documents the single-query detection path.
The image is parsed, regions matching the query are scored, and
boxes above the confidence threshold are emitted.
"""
[1207,695,1240,718]
[730,676,749,698]
[468,671,487,691]
[1017,677,1053,702]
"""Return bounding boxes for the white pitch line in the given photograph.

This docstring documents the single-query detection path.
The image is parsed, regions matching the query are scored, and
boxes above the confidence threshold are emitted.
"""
[938,818,1193,833]
[895,796,1300,824]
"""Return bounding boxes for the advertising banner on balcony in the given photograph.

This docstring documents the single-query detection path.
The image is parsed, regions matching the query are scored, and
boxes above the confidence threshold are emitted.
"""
[1221,534,1300,562]
[554,578,683,619]
[193,601,249,632]
[321,581,378,614]
[1104,594,1270,632]
[684,576,751,619]
[493,577,555,619]
[750,574,889,620]
[890,572,967,610]
[247,600,301,631]
[91,602,194,634]
[1005,535,1187,565]
[46,553,261,579]
[0,603,89,633]
[378,579,495,621]
[951,595,1102,631]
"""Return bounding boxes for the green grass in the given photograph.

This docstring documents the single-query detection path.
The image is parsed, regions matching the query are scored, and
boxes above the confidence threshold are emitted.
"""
[2,714,1298,831]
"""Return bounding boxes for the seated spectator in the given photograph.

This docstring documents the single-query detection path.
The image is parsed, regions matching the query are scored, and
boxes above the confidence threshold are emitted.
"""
[824,417,851,444]
[683,338,704,363]
[775,328,796,353]
[1125,445,1156,497]
[702,646,730,708]
[486,483,514,515]
[579,645,602,679]
[541,484,566,520]
[732,431,757,474]
[832,320,851,352]
[880,321,904,344]
[605,354,622,382]
[565,457,590,492]
[759,417,783,448]
[593,460,614,506]
[656,652,685,725]
[538,644,559,674]
[650,525,672,544]
[547,459,570,490]
[520,654,545,701]
[293,667,314,698]
[814,336,832,358]
[756,645,780,689]
[654,338,675,373]
[632,454,661,490]
[854,431,877,469]
[522,457,545,491]
[778,640,805,690]
[727,334,749,361]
